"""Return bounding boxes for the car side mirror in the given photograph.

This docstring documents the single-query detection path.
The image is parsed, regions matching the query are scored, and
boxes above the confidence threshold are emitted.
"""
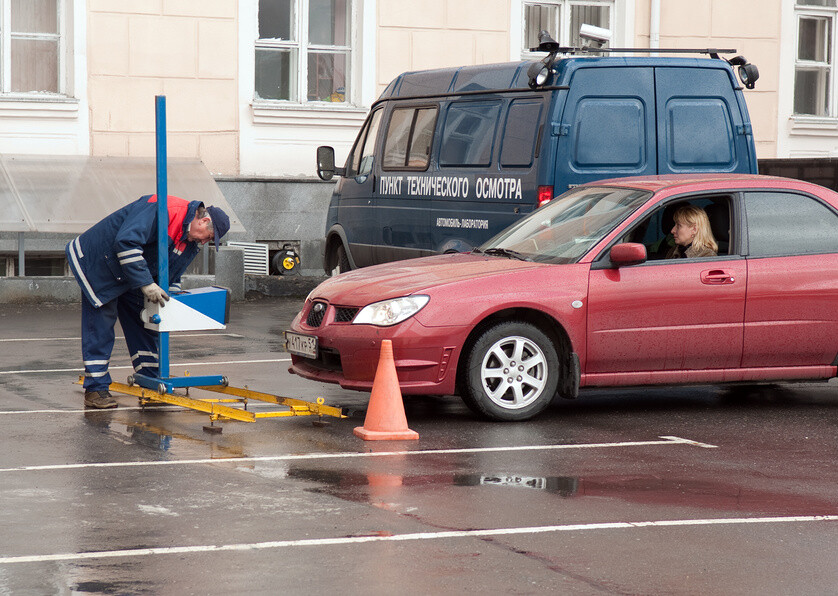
[316,146,345,181]
[610,242,647,267]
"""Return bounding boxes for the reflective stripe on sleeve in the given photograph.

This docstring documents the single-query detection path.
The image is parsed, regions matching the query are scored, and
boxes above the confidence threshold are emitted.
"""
[68,238,102,308]
[117,248,143,258]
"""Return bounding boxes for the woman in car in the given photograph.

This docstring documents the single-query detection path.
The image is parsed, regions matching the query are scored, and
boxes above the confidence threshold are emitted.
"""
[666,204,718,258]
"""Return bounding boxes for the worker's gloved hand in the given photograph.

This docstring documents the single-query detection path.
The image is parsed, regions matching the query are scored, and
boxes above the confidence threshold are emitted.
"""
[141,283,170,305]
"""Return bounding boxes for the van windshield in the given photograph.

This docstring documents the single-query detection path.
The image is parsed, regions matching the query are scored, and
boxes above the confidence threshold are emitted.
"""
[480,186,652,264]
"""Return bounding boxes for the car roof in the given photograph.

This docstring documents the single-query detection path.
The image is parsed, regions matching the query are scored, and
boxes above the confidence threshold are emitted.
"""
[583,173,838,197]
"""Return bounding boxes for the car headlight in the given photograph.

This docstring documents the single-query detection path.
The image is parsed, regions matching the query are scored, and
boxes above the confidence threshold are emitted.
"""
[352,295,430,326]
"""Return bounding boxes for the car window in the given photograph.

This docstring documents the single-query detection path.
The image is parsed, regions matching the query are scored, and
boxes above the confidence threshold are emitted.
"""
[745,191,838,257]
[500,99,543,168]
[440,100,501,167]
[383,106,438,170]
[347,108,382,177]
[484,186,652,264]
[619,196,733,260]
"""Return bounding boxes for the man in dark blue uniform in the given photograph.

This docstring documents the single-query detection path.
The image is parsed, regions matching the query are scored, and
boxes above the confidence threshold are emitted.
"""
[66,195,230,408]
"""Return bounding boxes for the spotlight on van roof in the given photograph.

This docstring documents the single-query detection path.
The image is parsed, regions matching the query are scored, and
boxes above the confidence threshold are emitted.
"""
[728,55,760,89]
[528,30,560,89]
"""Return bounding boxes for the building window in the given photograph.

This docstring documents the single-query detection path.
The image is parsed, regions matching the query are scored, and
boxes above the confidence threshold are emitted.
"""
[255,0,351,104]
[1,0,64,95]
[522,0,613,54]
[794,1,837,116]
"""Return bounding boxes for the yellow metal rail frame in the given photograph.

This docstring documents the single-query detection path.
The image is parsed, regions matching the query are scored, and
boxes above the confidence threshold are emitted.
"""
[79,377,345,424]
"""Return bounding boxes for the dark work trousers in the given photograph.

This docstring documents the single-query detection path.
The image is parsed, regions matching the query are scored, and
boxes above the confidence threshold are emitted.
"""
[81,290,159,392]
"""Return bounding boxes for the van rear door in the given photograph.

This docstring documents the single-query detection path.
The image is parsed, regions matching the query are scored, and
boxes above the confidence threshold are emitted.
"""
[654,67,755,174]
[552,67,657,194]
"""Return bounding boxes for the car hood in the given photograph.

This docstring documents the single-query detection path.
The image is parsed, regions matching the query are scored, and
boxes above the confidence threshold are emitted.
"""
[310,253,546,305]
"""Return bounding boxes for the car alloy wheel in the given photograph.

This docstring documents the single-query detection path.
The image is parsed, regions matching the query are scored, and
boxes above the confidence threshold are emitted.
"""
[463,321,559,421]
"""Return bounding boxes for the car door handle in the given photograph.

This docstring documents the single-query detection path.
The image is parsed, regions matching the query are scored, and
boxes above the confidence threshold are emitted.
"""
[701,269,735,285]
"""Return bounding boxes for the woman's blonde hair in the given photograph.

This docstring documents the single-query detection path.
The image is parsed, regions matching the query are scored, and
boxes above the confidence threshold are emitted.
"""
[673,205,718,253]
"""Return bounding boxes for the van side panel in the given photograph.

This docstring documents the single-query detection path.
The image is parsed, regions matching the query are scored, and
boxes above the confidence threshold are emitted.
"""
[428,96,545,252]
[553,67,656,194]
[655,67,753,174]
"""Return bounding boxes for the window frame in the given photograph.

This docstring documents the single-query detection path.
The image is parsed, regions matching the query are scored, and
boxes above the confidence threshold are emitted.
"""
[255,0,354,105]
[521,0,615,58]
[793,2,838,117]
[742,190,838,258]
[0,0,66,97]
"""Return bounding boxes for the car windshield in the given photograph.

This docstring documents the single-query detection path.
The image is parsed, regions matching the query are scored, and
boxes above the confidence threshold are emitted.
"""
[479,186,652,264]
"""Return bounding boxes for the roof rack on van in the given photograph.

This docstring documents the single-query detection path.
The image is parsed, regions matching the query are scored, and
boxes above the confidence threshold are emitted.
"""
[528,30,759,90]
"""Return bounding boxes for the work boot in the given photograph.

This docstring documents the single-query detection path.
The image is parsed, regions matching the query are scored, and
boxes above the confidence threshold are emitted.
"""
[84,390,118,409]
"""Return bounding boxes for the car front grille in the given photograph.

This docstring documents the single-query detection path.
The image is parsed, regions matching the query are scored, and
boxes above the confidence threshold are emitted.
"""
[334,307,359,323]
[306,301,327,327]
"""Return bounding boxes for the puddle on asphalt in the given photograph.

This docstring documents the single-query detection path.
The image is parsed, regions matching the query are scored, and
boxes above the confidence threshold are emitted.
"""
[286,467,838,515]
[82,411,246,459]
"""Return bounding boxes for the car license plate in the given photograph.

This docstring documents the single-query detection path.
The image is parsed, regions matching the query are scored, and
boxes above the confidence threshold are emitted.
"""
[284,331,318,359]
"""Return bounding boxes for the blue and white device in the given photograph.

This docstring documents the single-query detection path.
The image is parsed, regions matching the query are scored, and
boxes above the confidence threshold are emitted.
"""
[141,286,230,332]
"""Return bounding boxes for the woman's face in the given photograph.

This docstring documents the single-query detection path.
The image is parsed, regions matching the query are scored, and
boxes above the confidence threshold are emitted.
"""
[671,218,697,246]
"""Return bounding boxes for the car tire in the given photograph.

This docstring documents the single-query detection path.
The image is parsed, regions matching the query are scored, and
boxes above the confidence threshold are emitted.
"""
[330,244,351,276]
[461,321,559,421]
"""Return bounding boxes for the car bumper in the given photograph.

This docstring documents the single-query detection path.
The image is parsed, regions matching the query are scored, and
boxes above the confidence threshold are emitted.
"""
[287,305,469,395]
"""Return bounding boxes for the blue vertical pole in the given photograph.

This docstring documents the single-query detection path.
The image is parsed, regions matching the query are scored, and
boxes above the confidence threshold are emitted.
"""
[155,96,169,380]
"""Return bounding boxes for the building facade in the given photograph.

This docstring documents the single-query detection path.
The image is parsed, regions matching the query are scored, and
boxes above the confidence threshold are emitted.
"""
[0,0,832,276]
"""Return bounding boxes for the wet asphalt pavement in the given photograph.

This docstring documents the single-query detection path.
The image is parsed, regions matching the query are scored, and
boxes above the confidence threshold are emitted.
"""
[1,297,837,595]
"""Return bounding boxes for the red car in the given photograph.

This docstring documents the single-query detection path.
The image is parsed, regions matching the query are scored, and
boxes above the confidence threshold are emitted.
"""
[286,175,838,421]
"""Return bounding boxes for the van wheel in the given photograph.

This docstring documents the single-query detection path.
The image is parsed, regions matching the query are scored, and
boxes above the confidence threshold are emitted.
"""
[330,244,351,276]
[461,321,559,421]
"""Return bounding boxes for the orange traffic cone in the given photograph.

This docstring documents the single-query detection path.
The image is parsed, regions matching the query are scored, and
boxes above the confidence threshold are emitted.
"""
[353,340,419,441]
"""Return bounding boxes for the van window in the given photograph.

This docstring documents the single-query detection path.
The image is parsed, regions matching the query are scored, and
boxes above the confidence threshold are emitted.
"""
[440,101,501,167]
[500,99,543,168]
[574,98,645,168]
[666,99,734,167]
[347,108,382,177]
[383,106,438,170]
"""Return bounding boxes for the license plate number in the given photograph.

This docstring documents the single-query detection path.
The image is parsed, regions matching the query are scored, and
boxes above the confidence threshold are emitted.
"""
[284,331,318,358]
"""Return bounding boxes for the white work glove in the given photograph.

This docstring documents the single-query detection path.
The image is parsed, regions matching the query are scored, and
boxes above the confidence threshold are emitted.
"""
[141,283,170,305]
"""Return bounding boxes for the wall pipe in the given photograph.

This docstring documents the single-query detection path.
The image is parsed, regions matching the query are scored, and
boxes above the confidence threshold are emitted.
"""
[650,0,660,54]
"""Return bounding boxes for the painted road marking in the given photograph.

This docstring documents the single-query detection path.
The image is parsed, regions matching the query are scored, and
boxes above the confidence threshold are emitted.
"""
[0,357,291,375]
[0,436,715,474]
[1,514,835,564]
[0,333,244,342]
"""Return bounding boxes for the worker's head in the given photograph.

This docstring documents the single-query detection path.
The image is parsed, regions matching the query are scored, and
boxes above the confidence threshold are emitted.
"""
[189,205,230,250]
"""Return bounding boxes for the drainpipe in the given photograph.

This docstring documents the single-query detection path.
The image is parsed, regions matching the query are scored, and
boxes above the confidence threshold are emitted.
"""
[650,0,660,55]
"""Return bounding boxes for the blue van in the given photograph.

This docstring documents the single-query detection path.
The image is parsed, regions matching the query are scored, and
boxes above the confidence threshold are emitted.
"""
[316,47,759,274]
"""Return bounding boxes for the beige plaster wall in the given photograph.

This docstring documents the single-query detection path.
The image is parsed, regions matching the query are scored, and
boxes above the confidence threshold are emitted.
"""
[634,0,781,158]
[87,0,239,175]
[376,0,511,96]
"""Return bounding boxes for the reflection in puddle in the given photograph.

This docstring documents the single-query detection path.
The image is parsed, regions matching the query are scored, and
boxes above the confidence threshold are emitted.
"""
[454,474,578,495]
[287,467,838,516]
[83,412,245,458]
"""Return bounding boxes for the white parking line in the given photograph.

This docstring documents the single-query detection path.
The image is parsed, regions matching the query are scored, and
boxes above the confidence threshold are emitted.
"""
[0,436,715,473]
[1,514,836,565]
[0,357,291,375]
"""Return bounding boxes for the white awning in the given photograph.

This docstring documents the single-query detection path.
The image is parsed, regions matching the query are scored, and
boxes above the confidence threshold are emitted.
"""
[0,155,245,234]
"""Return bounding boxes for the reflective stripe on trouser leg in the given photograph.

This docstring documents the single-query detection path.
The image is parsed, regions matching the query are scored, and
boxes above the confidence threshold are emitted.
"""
[81,294,117,392]
[118,289,160,380]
